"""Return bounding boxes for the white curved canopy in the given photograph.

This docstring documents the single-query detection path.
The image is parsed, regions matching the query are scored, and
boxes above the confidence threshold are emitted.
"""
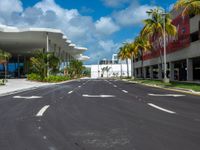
[0,24,89,61]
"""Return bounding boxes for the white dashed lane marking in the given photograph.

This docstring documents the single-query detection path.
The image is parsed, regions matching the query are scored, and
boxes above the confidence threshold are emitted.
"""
[13,96,42,99]
[148,103,176,114]
[148,93,185,97]
[68,91,73,94]
[122,90,128,93]
[82,94,115,98]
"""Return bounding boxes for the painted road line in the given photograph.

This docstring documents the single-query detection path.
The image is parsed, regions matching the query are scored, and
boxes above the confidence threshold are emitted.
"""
[13,96,42,99]
[122,90,128,93]
[36,105,50,117]
[148,93,185,97]
[68,91,73,94]
[113,85,117,87]
[148,103,176,114]
[82,94,115,98]
[78,86,81,88]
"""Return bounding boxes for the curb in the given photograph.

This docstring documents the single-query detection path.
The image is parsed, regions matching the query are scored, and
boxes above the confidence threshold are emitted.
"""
[123,80,200,96]
[0,79,81,97]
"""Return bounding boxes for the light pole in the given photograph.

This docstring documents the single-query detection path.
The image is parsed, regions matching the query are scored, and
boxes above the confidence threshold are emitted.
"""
[161,12,169,83]
[97,56,100,78]
[131,52,134,79]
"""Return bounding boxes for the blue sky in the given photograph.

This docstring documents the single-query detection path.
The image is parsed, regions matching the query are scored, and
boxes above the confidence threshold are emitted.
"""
[0,0,176,64]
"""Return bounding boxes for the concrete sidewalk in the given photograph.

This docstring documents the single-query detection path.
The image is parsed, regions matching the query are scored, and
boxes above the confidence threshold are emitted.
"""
[0,79,53,96]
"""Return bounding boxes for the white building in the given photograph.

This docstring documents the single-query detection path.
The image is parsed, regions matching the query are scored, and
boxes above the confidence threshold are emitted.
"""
[88,54,132,78]
[0,24,89,78]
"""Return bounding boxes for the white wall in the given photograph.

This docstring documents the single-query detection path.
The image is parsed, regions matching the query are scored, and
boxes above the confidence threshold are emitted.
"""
[90,63,131,78]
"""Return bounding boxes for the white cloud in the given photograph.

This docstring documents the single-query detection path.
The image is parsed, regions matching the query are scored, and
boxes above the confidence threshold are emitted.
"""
[0,0,122,64]
[95,17,120,35]
[0,0,23,24]
[168,3,174,12]
[102,0,130,8]
[0,0,23,14]
[99,40,119,51]
[113,4,156,26]
[87,40,120,63]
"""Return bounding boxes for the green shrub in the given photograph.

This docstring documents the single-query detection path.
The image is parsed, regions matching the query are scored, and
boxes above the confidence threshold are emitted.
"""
[0,79,5,85]
[28,73,43,81]
[28,73,71,83]
[44,75,70,83]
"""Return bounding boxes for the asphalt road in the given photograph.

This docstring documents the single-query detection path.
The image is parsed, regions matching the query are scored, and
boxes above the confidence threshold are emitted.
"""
[0,79,200,150]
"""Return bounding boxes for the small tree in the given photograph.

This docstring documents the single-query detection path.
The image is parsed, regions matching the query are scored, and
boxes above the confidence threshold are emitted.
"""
[30,50,60,79]
[101,66,111,78]
[0,49,12,80]
[67,60,84,78]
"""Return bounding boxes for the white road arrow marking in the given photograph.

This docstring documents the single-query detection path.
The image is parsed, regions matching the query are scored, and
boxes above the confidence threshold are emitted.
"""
[148,93,185,97]
[68,91,73,94]
[122,90,128,93]
[82,94,115,98]
[13,96,42,99]
[148,103,176,114]
[36,105,50,117]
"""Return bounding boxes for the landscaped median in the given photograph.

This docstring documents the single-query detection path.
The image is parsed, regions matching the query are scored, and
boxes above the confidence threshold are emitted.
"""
[123,78,200,95]
[28,73,71,83]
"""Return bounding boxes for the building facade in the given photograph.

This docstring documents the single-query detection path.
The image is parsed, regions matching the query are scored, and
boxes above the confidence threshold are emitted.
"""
[89,54,132,78]
[133,13,200,82]
[0,25,89,78]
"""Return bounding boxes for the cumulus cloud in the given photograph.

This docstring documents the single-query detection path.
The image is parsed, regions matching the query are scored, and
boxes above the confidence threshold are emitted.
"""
[0,0,122,64]
[0,0,23,24]
[87,40,120,63]
[0,0,23,14]
[95,17,120,35]
[102,0,130,8]
[113,3,156,26]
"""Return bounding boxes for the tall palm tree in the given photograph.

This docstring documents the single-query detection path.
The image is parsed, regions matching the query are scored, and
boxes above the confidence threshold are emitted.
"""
[142,8,177,39]
[174,0,200,16]
[118,43,131,77]
[0,49,12,80]
[142,8,177,79]
[128,42,138,78]
[133,35,151,78]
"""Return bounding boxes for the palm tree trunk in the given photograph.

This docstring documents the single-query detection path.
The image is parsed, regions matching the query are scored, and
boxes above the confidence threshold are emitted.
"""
[131,53,134,79]
[4,63,7,80]
[141,50,144,78]
[126,59,129,77]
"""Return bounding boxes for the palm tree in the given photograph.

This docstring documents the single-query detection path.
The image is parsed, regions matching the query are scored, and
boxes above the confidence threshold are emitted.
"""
[133,35,151,78]
[142,8,177,39]
[174,0,200,16]
[0,49,12,80]
[118,43,131,77]
[101,66,111,78]
[67,60,84,78]
[142,8,177,79]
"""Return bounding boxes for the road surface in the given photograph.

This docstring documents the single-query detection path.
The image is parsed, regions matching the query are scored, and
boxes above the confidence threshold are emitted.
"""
[0,79,200,150]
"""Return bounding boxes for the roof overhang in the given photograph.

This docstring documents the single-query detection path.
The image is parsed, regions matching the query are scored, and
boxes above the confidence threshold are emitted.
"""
[0,24,89,60]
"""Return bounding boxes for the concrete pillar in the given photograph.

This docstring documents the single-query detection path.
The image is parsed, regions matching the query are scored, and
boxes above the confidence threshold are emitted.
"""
[138,68,142,78]
[170,62,175,81]
[150,66,153,79]
[187,58,193,81]
[46,33,50,77]
[158,64,162,80]
[17,55,20,78]
[143,67,147,78]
